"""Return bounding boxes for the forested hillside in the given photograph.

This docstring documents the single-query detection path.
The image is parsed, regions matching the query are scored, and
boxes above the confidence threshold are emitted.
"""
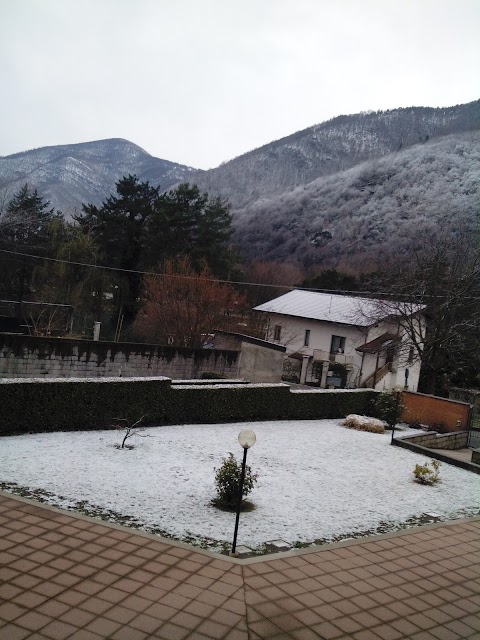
[191,100,480,208]
[232,131,480,270]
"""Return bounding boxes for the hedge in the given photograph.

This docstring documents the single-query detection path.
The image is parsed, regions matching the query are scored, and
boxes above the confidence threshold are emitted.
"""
[0,378,379,435]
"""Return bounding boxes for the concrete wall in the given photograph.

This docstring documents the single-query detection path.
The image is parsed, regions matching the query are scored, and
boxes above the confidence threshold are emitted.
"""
[401,391,470,432]
[210,331,285,383]
[0,334,239,380]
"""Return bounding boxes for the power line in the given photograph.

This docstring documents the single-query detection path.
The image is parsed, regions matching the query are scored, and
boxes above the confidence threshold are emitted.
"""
[0,247,476,300]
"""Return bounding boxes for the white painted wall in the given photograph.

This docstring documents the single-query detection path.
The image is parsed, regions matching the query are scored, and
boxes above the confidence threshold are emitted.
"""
[263,312,422,391]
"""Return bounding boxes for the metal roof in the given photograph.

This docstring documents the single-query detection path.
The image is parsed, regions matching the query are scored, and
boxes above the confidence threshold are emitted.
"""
[254,290,422,327]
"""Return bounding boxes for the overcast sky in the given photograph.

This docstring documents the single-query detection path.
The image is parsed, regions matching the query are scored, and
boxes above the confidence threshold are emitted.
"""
[1,0,479,169]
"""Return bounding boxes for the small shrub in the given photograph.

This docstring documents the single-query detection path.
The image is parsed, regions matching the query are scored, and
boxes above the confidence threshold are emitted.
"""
[214,453,258,510]
[375,391,403,429]
[413,460,441,485]
[343,414,385,434]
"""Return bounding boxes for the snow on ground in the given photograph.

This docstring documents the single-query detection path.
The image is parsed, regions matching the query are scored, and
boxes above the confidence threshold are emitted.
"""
[0,420,479,551]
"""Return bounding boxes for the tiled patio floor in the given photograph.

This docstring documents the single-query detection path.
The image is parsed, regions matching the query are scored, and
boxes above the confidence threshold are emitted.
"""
[0,491,479,639]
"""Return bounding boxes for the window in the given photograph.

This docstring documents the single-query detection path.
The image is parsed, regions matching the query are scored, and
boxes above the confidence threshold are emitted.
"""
[273,325,281,341]
[407,345,414,363]
[304,329,310,346]
[330,335,346,354]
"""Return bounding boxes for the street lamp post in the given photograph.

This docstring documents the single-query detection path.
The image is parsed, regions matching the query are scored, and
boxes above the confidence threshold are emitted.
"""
[230,429,256,556]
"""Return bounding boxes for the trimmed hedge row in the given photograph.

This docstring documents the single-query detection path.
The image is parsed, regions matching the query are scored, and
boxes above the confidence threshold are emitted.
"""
[0,378,379,435]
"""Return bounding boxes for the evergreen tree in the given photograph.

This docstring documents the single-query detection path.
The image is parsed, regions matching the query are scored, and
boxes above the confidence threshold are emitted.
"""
[76,175,162,321]
[76,176,235,324]
[0,184,61,300]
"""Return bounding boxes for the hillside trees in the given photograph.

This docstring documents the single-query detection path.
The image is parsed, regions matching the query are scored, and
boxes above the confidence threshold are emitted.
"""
[133,257,246,347]
[76,176,234,323]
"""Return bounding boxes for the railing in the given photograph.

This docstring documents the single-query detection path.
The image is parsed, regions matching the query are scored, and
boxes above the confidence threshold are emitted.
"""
[362,362,391,388]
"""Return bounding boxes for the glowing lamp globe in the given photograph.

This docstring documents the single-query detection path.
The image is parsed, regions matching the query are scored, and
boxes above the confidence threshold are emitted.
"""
[238,429,256,449]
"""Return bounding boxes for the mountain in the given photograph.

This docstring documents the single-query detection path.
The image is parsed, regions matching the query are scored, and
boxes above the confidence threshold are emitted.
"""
[190,100,480,209]
[0,138,199,217]
[1,99,479,268]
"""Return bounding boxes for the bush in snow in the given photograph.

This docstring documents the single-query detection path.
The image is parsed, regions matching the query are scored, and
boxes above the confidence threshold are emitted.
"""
[374,391,404,429]
[413,460,441,485]
[343,414,385,434]
[214,453,258,510]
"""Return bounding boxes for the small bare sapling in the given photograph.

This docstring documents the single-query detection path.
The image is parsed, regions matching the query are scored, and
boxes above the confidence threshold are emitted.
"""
[112,416,148,449]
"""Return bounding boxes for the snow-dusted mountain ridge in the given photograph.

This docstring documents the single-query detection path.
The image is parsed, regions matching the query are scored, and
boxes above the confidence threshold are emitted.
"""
[0,138,199,218]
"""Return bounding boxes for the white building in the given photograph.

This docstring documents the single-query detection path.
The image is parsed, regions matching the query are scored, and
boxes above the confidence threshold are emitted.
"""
[254,290,424,391]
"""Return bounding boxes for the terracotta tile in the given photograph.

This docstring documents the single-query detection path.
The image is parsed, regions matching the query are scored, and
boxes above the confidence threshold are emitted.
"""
[352,610,383,628]
[32,581,65,598]
[223,597,247,616]
[58,607,96,627]
[111,577,144,593]
[307,589,340,605]
[169,609,203,630]
[334,616,363,634]
[444,619,477,636]
[370,624,404,640]
[254,602,285,618]
[90,570,119,586]
[75,580,106,596]
[8,558,39,573]
[160,592,192,610]
[84,555,112,570]
[224,628,249,640]
[56,590,90,607]
[122,554,148,568]
[99,548,125,561]
[155,621,191,639]
[185,574,215,590]
[40,619,80,639]
[198,566,225,580]
[311,621,344,639]
[150,575,180,592]
[172,583,204,600]
[114,593,151,614]
[78,596,113,615]
[196,589,229,607]
[95,586,127,604]
[0,583,23,600]
[0,623,31,639]
[426,626,462,640]
[51,572,82,588]
[129,612,163,633]
[85,616,123,636]
[13,610,52,631]
[133,547,160,560]
[184,599,216,618]
[12,591,49,609]
[102,604,138,625]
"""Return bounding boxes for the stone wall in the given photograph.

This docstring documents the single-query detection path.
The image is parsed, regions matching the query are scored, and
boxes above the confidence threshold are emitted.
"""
[401,391,470,432]
[0,333,239,380]
[400,431,468,450]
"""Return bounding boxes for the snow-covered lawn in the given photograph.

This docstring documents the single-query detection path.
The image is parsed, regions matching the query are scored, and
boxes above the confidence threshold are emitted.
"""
[1,420,479,552]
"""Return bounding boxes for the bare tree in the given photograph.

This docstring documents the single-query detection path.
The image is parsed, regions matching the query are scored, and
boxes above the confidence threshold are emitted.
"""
[112,416,148,449]
[133,256,247,347]
[363,234,480,394]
